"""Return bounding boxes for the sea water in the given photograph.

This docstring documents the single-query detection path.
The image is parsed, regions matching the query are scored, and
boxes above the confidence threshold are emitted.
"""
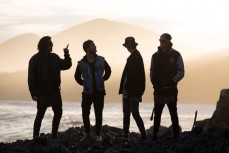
[0,101,215,143]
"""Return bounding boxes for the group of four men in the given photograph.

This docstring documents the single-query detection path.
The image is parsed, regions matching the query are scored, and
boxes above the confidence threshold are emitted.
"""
[28,33,185,143]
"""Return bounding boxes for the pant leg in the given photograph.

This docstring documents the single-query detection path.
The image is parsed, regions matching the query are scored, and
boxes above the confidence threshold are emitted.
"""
[33,106,47,138]
[81,93,93,134]
[93,94,104,136]
[167,96,180,137]
[122,98,131,138]
[51,105,63,138]
[129,98,147,139]
[153,96,165,136]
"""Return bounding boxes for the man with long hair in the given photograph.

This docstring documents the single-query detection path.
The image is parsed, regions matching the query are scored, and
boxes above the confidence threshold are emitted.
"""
[28,36,72,139]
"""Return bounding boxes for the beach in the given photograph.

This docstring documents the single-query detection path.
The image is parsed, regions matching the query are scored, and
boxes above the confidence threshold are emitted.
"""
[0,101,215,143]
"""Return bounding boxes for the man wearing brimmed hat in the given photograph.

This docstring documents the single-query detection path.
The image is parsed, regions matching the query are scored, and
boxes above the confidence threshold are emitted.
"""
[119,36,147,144]
[150,33,185,141]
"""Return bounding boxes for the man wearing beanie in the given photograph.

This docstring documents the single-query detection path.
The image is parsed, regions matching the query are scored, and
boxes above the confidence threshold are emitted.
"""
[150,33,185,140]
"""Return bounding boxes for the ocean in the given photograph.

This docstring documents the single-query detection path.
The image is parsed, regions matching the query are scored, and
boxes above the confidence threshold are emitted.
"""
[0,101,215,143]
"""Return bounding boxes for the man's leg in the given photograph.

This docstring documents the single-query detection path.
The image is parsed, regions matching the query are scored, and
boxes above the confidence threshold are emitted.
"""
[52,105,63,138]
[33,107,47,138]
[93,94,104,136]
[153,96,165,139]
[167,96,180,138]
[81,93,93,135]
[123,98,131,138]
[129,99,147,140]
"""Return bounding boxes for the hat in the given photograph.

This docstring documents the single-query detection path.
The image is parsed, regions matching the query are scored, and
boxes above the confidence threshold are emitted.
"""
[161,33,172,41]
[123,37,138,48]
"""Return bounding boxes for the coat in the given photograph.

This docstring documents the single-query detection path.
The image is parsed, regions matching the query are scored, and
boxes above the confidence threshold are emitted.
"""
[119,50,145,98]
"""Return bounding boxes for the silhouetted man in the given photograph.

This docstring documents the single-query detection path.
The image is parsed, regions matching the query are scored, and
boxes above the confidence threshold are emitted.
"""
[74,40,111,143]
[150,33,184,140]
[119,36,147,143]
[28,36,72,139]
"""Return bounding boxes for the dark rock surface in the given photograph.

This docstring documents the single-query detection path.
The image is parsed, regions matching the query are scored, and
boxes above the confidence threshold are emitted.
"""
[1,120,229,153]
[211,89,229,128]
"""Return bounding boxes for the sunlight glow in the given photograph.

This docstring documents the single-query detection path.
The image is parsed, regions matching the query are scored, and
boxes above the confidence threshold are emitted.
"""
[0,0,229,51]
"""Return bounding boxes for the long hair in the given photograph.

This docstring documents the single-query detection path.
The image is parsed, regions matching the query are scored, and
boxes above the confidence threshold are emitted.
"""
[37,36,51,53]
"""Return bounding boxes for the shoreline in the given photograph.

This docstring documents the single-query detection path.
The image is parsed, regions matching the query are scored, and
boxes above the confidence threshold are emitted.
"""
[2,119,229,153]
[0,101,215,143]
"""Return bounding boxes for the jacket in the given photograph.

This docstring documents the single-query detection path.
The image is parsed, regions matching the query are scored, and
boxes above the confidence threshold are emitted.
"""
[150,47,184,96]
[74,55,111,95]
[28,52,72,97]
[119,50,145,98]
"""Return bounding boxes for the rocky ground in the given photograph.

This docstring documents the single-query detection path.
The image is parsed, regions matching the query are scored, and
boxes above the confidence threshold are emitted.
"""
[1,119,229,153]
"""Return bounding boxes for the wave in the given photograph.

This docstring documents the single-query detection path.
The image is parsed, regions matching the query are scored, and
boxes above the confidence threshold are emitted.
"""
[0,101,215,143]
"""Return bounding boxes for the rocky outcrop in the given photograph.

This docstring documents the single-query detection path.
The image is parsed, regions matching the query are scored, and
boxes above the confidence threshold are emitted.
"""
[211,89,229,128]
[1,122,229,153]
[3,89,229,152]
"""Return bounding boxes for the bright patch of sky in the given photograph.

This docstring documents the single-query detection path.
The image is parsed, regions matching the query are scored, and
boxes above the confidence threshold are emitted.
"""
[0,0,229,51]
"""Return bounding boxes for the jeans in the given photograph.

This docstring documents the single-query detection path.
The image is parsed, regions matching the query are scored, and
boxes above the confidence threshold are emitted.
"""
[81,93,104,136]
[153,96,180,137]
[123,97,146,139]
[33,105,62,138]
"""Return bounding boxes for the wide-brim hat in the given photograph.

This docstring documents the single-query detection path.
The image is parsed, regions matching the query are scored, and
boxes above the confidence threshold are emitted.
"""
[123,36,138,48]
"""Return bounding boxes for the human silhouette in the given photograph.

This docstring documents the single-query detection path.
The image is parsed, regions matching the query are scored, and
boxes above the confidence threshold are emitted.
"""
[74,40,111,142]
[119,36,147,144]
[150,33,184,140]
[28,36,72,139]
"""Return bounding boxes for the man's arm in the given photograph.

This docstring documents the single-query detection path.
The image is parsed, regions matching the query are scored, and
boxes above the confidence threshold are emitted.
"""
[59,52,72,70]
[103,60,111,81]
[28,57,39,101]
[150,55,154,85]
[74,64,84,85]
[150,54,160,89]
[173,55,185,83]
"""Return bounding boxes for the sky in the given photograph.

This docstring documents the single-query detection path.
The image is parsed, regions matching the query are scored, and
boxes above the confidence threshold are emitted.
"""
[1,0,229,51]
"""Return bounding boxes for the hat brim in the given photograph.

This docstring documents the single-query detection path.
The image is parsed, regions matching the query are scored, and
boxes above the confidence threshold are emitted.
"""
[123,43,138,48]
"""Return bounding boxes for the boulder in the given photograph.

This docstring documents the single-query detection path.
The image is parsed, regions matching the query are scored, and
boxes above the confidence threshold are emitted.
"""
[211,89,229,128]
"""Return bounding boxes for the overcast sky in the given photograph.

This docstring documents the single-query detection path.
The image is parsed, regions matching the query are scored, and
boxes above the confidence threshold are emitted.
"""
[1,0,229,51]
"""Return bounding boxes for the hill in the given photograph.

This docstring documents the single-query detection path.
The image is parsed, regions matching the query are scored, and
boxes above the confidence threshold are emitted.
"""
[0,18,199,72]
[1,46,229,104]
[179,48,229,104]
[0,33,40,72]
[0,18,228,104]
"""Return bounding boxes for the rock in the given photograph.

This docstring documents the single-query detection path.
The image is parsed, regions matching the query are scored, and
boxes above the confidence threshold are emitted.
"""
[146,124,182,140]
[211,89,229,128]
[4,89,229,152]
[1,121,229,153]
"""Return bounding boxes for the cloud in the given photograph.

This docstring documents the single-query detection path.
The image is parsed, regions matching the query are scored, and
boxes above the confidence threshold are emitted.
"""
[0,0,95,42]
[0,0,229,51]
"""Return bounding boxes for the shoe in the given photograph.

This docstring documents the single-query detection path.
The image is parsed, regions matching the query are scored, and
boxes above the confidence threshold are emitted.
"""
[95,135,102,143]
[123,137,130,143]
[80,133,91,142]
[122,133,129,142]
